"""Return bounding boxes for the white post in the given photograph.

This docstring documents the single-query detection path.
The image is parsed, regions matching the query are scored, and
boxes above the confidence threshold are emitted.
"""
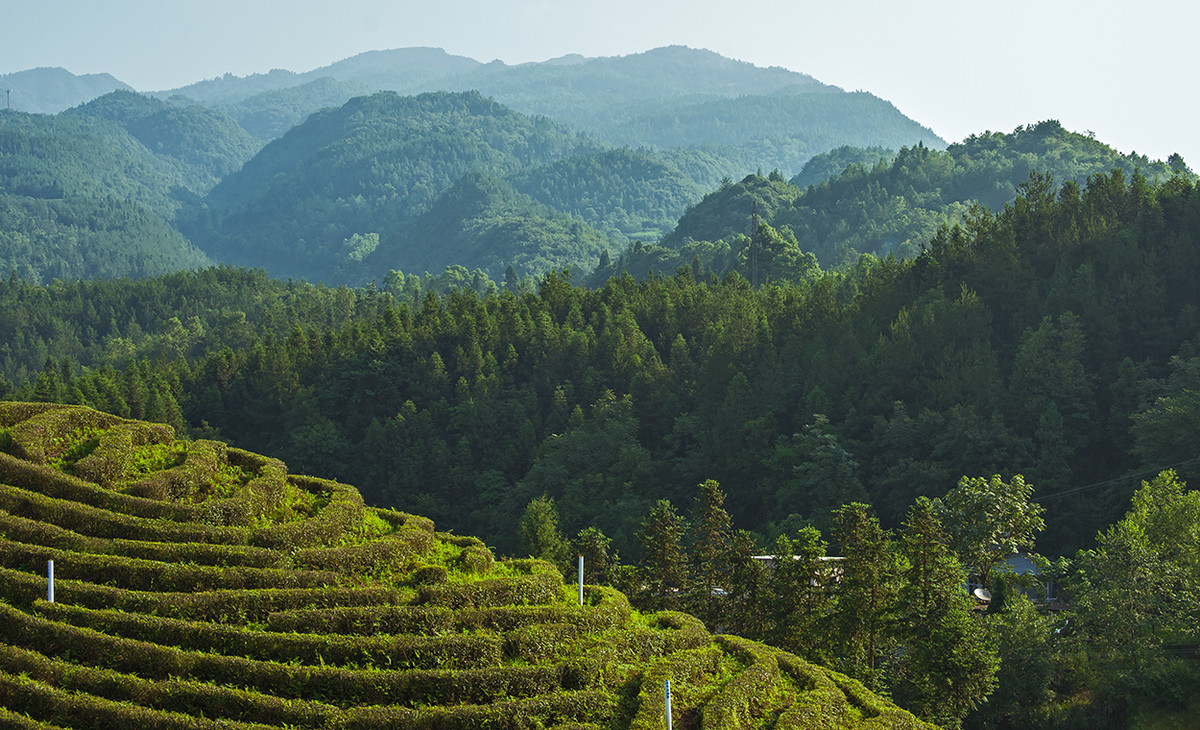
[577,554,584,605]
[47,559,54,603]
[665,679,673,730]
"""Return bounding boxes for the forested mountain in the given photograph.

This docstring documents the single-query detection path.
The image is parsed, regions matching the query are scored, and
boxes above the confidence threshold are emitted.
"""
[1,47,956,286]
[162,46,482,106]
[613,121,1190,279]
[150,46,943,178]
[64,90,261,190]
[511,148,707,244]
[195,91,596,283]
[225,77,371,141]
[0,67,132,114]
[385,173,615,282]
[0,109,212,283]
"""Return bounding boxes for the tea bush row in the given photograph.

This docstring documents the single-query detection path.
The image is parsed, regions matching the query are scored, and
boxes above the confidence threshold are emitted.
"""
[0,478,247,544]
[0,566,410,620]
[627,646,730,730]
[416,572,564,609]
[0,543,344,592]
[0,511,280,567]
[0,601,543,706]
[32,600,506,671]
[341,689,617,730]
[0,643,340,727]
[2,404,169,467]
[0,453,196,521]
[701,635,790,729]
[69,422,180,488]
[267,585,631,636]
[0,669,272,730]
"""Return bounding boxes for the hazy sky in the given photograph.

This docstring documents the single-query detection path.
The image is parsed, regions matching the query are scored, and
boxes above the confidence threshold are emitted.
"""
[2,0,1195,167]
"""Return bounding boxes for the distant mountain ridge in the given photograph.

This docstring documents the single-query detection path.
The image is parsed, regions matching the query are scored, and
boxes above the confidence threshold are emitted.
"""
[0,67,133,115]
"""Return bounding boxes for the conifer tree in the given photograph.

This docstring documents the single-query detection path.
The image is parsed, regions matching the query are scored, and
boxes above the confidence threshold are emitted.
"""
[688,479,733,627]
[638,499,687,611]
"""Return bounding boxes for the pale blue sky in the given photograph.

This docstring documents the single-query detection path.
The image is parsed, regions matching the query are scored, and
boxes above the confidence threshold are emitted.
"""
[1,0,1195,167]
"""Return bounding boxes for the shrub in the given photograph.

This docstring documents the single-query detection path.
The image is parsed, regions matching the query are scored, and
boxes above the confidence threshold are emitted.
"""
[0,543,342,592]
[0,512,279,568]
[33,601,504,670]
[0,453,197,521]
[417,572,563,609]
[0,480,248,544]
[70,422,178,487]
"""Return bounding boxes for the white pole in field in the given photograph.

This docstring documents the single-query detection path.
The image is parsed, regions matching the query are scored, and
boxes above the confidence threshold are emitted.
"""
[47,560,54,603]
[665,679,673,730]
[577,555,584,605]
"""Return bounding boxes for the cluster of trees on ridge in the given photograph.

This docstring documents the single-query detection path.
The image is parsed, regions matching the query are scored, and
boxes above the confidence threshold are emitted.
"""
[4,169,1199,560]
[518,471,1199,729]
[599,120,1186,282]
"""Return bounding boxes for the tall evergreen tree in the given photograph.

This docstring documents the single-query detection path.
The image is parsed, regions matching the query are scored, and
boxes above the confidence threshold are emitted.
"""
[638,499,687,611]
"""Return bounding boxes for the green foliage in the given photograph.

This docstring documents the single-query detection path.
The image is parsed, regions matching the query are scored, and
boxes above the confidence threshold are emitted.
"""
[0,403,939,728]
[518,495,571,567]
[638,499,688,612]
[938,474,1045,588]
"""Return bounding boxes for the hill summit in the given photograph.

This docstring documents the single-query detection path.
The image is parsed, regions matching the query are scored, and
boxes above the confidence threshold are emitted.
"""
[0,402,931,728]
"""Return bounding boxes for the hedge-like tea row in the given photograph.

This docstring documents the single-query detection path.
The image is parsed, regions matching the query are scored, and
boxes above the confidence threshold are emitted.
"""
[70,421,179,488]
[2,404,165,466]
[0,543,344,593]
[0,602,593,708]
[34,600,506,670]
[0,566,410,619]
[417,571,564,609]
[0,640,572,724]
[0,402,70,429]
[292,528,436,574]
[339,689,618,730]
[0,669,272,730]
[249,477,366,551]
[627,646,730,730]
[0,512,281,567]
[121,439,231,501]
[702,635,790,729]
[0,479,248,544]
[268,585,632,636]
[0,452,197,521]
[0,703,67,729]
[0,643,340,727]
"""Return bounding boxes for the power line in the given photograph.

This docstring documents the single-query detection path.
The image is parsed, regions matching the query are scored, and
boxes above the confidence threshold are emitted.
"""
[1032,457,1200,502]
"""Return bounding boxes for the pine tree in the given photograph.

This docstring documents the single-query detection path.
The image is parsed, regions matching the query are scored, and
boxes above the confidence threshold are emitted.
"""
[688,479,732,627]
[638,499,687,611]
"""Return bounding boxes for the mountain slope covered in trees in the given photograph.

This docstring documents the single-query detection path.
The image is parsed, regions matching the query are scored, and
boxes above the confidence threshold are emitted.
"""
[0,109,213,283]
[611,121,1189,279]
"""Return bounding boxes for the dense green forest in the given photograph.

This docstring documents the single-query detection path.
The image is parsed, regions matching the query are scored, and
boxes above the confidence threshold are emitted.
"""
[6,170,1199,557]
[4,169,1200,728]
[618,121,1187,279]
[0,109,215,283]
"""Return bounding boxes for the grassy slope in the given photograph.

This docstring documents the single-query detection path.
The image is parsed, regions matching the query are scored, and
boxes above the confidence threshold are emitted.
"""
[0,402,931,729]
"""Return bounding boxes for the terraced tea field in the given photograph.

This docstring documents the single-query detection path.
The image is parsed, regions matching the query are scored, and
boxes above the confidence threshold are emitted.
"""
[0,402,931,728]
